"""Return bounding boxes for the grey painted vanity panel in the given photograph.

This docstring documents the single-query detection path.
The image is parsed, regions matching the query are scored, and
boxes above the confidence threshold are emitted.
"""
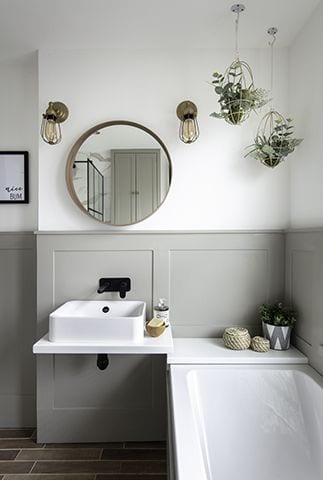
[36,234,163,441]
[286,230,323,375]
[36,231,284,441]
[0,233,36,427]
[37,354,166,442]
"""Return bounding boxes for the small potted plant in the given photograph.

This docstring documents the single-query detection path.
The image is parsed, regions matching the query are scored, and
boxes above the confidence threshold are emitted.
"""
[260,302,297,350]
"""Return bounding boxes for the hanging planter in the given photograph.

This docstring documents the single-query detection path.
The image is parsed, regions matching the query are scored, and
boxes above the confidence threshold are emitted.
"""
[246,27,303,167]
[211,60,268,125]
[245,110,303,167]
[210,4,268,126]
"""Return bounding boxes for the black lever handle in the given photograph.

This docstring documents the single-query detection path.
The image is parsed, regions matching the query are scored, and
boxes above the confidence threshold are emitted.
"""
[97,278,131,298]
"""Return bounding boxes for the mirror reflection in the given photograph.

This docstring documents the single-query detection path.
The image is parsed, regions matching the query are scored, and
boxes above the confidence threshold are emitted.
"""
[67,122,172,226]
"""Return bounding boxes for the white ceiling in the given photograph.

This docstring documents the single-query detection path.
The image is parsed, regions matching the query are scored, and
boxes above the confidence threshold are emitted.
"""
[0,0,320,60]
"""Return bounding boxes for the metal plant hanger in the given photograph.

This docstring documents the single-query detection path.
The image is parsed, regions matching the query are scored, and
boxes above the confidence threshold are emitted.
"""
[210,4,268,125]
[245,28,303,168]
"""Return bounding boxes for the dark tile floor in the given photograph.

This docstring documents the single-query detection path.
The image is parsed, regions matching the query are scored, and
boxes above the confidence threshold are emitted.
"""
[0,429,167,480]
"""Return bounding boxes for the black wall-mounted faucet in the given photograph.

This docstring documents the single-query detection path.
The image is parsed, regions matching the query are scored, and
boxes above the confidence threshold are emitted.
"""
[97,278,131,299]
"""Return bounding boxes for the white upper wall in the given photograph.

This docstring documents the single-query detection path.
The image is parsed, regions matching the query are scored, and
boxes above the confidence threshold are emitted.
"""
[38,47,290,231]
[0,0,319,58]
[289,2,323,228]
[0,1,319,232]
[0,54,38,231]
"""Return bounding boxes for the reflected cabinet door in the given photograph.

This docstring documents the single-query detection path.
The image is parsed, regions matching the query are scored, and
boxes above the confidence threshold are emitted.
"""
[111,149,161,225]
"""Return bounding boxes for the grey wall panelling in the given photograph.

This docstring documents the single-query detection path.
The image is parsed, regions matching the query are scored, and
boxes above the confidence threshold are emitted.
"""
[36,231,285,442]
[286,230,323,375]
[0,233,36,427]
[1,230,322,436]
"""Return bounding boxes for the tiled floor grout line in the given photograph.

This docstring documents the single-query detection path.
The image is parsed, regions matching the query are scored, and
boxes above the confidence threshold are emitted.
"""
[29,460,37,474]
[0,448,43,451]
[0,474,166,478]
[1,459,166,462]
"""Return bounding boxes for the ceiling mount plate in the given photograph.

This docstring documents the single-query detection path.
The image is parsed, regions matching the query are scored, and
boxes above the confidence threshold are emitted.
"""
[231,4,245,14]
[268,27,278,36]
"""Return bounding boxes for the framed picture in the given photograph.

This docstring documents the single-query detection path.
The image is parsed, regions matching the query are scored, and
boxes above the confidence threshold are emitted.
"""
[0,151,29,203]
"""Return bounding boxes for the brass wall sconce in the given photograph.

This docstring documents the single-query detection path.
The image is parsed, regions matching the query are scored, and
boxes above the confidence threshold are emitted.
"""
[176,100,199,144]
[41,101,69,145]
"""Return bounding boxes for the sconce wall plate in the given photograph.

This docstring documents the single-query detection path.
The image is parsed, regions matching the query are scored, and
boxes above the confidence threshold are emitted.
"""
[176,101,198,121]
[49,102,69,123]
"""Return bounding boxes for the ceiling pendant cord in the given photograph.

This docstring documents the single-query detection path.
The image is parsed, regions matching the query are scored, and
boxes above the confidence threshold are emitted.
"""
[268,27,278,112]
[231,4,245,61]
[235,10,240,60]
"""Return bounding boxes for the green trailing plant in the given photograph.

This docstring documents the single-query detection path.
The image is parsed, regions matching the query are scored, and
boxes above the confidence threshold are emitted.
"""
[210,61,269,125]
[260,302,297,327]
[245,114,303,168]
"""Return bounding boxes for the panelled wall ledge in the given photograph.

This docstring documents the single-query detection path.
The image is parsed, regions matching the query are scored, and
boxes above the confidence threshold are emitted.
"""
[34,230,285,234]
[284,227,323,235]
[34,227,323,234]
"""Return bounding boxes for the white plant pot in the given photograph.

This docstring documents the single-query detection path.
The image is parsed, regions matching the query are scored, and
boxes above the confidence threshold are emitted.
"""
[262,321,293,350]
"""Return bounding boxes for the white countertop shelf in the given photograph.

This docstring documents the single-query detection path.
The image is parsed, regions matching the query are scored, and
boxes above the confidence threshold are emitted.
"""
[167,338,308,365]
[33,328,173,354]
[33,334,307,363]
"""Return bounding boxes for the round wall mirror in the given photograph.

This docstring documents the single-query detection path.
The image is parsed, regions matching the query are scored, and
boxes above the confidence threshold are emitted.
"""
[66,121,172,226]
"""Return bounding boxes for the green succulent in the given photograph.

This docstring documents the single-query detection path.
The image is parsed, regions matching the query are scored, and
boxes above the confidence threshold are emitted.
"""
[246,117,303,168]
[210,63,269,125]
[260,302,297,327]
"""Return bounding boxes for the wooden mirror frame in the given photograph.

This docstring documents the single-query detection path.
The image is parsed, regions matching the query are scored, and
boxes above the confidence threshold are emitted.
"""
[66,120,172,226]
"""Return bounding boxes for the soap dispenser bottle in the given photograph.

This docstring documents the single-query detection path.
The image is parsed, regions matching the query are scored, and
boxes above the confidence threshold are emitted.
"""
[153,298,169,327]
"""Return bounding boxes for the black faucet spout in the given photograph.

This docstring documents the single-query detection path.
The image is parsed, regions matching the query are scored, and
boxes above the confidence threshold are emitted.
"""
[119,281,128,299]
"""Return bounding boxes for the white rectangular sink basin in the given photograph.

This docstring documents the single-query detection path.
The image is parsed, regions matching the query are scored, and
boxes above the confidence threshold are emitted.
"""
[49,300,146,343]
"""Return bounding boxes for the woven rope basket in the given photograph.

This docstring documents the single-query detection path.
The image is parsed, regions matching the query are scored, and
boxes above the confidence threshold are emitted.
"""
[251,336,270,353]
[223,327,251,350]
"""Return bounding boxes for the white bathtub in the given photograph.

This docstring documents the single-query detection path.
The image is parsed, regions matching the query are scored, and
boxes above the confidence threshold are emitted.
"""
[169,364,323,480]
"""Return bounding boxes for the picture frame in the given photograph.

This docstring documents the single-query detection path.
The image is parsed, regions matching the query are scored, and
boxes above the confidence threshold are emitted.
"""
[0,151,29,203]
